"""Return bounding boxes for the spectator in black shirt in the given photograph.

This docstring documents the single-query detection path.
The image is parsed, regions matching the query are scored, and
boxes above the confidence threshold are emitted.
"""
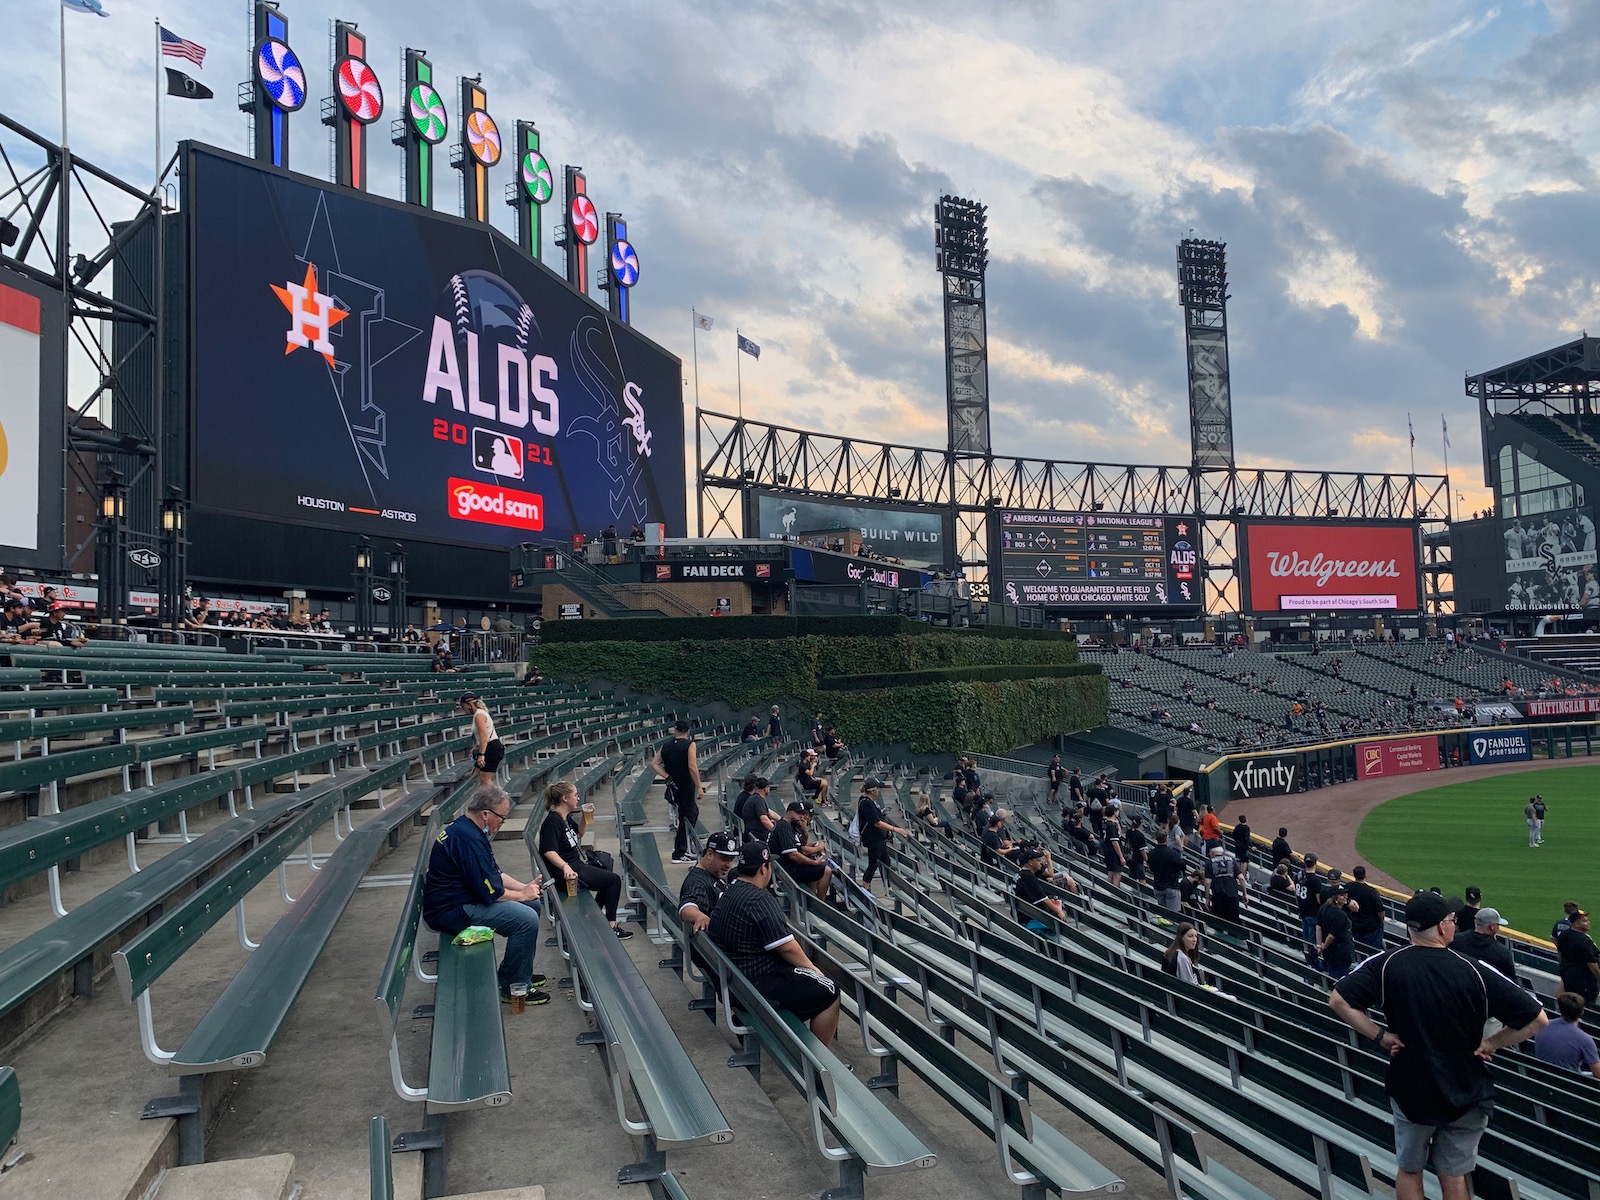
[1316,885,1356,980]
[1124,817,1149,882]
[740,716,761,744]
[1204,842,1245,923]
[1015,848,1062,931]
[1552,901,1581,943]
[1271,827,1293,866]
[1067,767,1085,809]
[1148,828,1184,911]
[1559,910,1600,1004]
[1454,886,1482,932]
[734,775,775,842]
[678,832,741,932]
[822,726,847,761]
[769,800,832,898]
[707,843,840,1042]
[1296,854,1325,965]
[1175,790,1197,839]
[1046,755,1065,805]
[765,705,784,747]
[651,720,704,864]
[1450,908,1515,980]
[1230,814,1252,860]
[980,812,1014,867]
[1346,865,1386,951]
[423,786,548,1004]
[794,751,831,805]
[1331,892,1545,1200]
[854,777,905,890]
[1102,820,1127,887]
[536,781,630,938]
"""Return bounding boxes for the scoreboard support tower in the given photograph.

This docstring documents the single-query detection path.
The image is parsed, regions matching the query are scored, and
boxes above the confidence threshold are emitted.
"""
[1178,238,1236,469]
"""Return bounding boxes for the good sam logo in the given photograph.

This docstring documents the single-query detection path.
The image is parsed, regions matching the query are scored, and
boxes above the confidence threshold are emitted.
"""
[447,477,544,531]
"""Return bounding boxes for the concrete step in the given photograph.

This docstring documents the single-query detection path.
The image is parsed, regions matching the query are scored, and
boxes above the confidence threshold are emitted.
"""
[442,1188,545,1200]
[154,1153,297,1200]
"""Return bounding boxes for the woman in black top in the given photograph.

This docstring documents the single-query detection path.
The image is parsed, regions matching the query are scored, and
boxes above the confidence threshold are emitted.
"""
[1102,820,1126,887]
[537,781,630,937]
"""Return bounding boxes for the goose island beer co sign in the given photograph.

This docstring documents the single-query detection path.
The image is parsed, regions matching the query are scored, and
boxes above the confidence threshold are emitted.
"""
[1239,520,1421,615]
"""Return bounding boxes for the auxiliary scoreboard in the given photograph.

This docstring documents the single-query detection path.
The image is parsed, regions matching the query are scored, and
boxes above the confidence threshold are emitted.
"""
[991,509,1201,610]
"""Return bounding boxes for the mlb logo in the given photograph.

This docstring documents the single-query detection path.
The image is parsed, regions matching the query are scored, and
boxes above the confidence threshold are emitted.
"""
[655,565,671,581]
[472,428,524,480]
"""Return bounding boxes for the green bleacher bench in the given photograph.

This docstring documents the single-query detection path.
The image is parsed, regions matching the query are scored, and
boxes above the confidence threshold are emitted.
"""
[0,772,348,1050]
[373,781,508,1199]
[0,741,141,805]
[0,688,118,712]
[130,757,448,1165]
[701,932,937,1198]
[547,882,732,1184]
[0,669,46,686]
[820,936,1124,1199]
[624,838,934,1197]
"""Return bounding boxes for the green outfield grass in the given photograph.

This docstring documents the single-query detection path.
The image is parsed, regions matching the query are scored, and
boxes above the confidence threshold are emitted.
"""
[1355,764,1600,939]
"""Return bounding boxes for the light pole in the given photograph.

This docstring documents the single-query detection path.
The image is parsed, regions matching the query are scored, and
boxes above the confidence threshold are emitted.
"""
[96,469,128,629]
[353,539,375,640]
[160,489,187,633]
[387,544,408,645]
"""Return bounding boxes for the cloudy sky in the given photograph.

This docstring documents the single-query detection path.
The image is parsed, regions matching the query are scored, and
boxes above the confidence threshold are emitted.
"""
[11,0,1600,517]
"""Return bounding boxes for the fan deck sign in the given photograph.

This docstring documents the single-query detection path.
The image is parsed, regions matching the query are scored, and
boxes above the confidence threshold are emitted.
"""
[188,145,684,551]
[1240,521,1421,614]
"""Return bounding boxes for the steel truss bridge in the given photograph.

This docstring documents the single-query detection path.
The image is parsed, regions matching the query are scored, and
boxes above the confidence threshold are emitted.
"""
[697,410,1453,615]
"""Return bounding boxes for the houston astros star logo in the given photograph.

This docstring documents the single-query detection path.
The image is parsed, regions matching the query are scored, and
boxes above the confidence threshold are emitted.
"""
[271,262,348,366]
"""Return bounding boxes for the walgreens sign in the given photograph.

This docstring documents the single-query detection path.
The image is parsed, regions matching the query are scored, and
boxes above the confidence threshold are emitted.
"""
[1242,521,1420,613]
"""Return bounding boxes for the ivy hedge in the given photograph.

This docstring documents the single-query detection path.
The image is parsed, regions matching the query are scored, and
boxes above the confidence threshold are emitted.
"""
[819,662,1101,690]
[534,625,1107,754]
[537,613,1076,645]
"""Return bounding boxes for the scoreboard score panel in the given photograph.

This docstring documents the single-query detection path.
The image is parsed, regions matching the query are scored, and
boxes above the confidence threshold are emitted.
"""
[993,510,1202,610]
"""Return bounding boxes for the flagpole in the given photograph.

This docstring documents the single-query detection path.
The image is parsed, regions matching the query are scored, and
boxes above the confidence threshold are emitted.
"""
[690,309,701,412]
[735,326,743,421]
[154,19,163,196]
[1407,412,1416,476]
[59,0,70,152]
[1442,414,1453,522]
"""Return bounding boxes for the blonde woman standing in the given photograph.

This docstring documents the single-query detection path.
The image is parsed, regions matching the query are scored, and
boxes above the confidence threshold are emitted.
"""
[460,692,503,786]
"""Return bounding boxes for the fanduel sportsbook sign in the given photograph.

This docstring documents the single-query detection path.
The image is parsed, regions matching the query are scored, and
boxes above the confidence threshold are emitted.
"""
[1227,754,1299,800]
[1468,730,1531,765]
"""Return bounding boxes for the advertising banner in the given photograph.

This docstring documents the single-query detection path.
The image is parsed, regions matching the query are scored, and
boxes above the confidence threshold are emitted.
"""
[789,548,930,590]
[0,271,64,569]
[1355,735,1439,779]
[1240,521,1420,614]
[748,491,949,569]
[1467,729,1531,765]
[186,145,685,551]
[1525,696,1600,718]
[1226,753,1301,801]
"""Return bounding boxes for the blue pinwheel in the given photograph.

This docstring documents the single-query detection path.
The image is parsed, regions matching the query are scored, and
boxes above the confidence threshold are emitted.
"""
[256,39,306,112]
[609,239,640,288]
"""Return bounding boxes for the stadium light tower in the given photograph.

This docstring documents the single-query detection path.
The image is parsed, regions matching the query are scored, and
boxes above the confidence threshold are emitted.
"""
[1177,238,1235,468]
[935,195,990,456]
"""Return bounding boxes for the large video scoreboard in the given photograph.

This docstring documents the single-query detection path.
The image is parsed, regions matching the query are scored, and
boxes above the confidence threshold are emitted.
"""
[992,509,1202,610]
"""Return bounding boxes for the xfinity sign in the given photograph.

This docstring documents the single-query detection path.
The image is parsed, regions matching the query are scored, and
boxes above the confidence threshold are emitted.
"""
[1228,755,1300,800]
[1468,730,1531,766]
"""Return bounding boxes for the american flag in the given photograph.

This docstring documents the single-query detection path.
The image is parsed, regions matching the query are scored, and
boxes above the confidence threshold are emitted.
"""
[160,26,206,67]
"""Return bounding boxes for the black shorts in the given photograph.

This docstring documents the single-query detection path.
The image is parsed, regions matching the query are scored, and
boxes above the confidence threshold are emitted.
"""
[754,966,838,1021]
[780,856,826,885]
[477,739,505,772]
[799,779,823,795]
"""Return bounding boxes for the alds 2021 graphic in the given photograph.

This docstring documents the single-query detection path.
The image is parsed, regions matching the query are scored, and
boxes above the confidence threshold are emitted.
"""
[188,146,684,550]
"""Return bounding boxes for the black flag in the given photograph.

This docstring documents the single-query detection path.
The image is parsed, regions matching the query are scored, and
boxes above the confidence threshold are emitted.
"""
[165,68,213,101]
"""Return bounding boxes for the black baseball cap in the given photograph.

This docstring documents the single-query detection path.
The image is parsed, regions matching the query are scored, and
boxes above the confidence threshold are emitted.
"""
[1019,847,1046,865]
[736,843,771,875]
[1405,892,1456,931]
[1464,886,1482,903]
[786,799,816,816]
[705,832,740,858]
[862,777,885,791]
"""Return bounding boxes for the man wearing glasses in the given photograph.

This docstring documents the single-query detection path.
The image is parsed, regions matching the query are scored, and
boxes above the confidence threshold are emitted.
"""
[1330,892,1545,1200]
[423,785,549,1006]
